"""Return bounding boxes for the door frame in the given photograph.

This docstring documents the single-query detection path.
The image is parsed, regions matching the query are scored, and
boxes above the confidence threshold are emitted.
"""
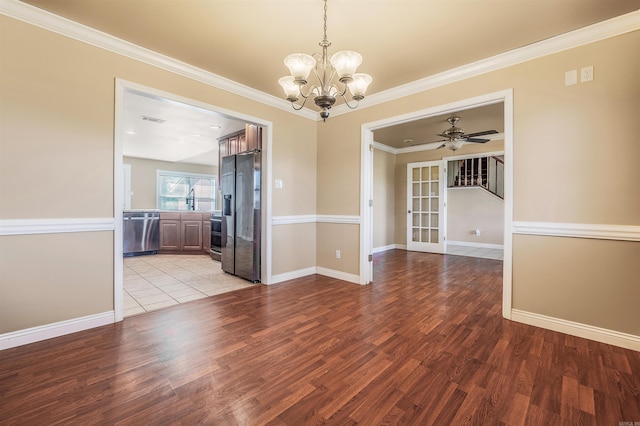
[360,89,514,319]
[114,79,273,322]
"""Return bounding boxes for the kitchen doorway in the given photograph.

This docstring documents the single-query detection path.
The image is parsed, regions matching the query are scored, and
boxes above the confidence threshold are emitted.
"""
[360,89,514,318]
[114,79,272,321]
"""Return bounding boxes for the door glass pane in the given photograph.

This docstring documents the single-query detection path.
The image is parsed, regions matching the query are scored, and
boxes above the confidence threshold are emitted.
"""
[430,213,438,227]
[421,213,429,227]
[412,168,420,181]
[421,183,429,195]
[421,198,429,211]
[413,198,420,212]
[412,228,419,242]
[431,182,439,196]
[413,183,420,195]
[431,166,439,180]
[431,229,439,243]
[431,198,439,212]
[421,167,429,178]
[412,213,420,226]
[421,229,428,242]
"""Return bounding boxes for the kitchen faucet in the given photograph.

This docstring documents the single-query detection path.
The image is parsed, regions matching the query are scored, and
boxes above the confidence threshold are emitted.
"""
[186,188,195,211]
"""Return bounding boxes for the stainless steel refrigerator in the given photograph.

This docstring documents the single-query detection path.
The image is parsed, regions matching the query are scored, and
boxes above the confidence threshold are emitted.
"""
[221,150,261,282]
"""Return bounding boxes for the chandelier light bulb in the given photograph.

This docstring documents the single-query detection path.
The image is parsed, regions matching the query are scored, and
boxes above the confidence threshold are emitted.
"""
[330,51,362,81]
[347,73,373,100]
[278,76,300,101]
[283,53,316,83]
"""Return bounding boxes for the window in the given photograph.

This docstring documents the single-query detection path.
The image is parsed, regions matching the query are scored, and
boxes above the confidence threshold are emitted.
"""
[156,170,216,212]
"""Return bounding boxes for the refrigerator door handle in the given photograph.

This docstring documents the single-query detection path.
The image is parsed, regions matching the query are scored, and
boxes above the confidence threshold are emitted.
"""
[223,194,232,216]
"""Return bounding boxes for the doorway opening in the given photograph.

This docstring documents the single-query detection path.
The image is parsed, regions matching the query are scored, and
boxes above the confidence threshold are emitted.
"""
[360,89,513,319]
[114,79,272,321]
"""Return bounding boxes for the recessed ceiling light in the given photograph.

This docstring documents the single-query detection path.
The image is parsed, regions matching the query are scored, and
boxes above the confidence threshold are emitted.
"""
[125,130,137,135]
[403,139,413,144]
[209,124,221,129]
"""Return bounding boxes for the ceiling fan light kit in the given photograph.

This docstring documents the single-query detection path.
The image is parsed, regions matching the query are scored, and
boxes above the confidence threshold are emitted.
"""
[278,0,372,121]
[435,116,498,151]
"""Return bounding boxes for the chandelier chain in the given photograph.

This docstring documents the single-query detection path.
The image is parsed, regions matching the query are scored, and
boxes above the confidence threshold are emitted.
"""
[323,0,328,43]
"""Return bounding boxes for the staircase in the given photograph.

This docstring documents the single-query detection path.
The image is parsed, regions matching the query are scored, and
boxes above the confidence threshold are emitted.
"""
[448,156,504,199]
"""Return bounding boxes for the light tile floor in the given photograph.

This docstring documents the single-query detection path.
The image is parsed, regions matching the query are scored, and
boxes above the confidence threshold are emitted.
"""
[123,254,255,317]
[446,245,504,260]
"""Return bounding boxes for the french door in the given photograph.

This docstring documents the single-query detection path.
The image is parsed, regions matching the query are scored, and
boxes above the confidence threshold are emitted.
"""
[406,160,445,253]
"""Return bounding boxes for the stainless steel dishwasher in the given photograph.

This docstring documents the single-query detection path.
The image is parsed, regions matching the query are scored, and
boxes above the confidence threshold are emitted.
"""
[123,210,160,256]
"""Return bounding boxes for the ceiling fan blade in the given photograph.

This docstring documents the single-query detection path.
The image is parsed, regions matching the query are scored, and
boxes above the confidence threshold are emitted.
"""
[436,143,447,149]
[465,129,498,138]
[436,133,449,138]
[465,138,490,143]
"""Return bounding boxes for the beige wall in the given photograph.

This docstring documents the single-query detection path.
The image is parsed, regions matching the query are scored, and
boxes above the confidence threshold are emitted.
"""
[0,232,114,332]
[373,149,395,249]
[271,223,316,276]
[0,16,317,333]
[513,235,640,335]
[447,188,504,245]
[316,32,640,335]
[124,156,217,210]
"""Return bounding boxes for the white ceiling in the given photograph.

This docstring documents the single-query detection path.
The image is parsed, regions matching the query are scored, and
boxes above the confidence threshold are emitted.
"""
[122,90,246,166]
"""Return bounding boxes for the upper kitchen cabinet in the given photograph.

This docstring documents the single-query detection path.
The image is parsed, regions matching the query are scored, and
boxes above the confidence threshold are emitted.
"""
[218,124,262,181]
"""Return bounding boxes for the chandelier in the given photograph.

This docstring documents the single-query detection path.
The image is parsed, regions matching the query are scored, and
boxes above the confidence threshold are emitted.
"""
[278,0,372,121]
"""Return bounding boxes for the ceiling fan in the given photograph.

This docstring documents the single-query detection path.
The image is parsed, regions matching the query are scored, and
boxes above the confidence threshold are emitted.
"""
[435,116,498,151]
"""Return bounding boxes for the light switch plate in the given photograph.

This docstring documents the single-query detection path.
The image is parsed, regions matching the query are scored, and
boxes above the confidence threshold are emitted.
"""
[274,179,283,189]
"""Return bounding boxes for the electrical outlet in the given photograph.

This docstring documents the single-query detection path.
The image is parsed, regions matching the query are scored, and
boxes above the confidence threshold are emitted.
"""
[274,179,283,189]
[580,66,594,82]
[335,250,341,259]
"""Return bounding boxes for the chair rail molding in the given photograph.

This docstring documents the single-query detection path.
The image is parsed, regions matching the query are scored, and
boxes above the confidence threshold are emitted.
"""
[513,221,640,242]
[0,218,115,236]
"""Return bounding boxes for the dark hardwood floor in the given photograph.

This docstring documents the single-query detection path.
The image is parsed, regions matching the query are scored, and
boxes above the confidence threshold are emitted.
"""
[1,250,639,425]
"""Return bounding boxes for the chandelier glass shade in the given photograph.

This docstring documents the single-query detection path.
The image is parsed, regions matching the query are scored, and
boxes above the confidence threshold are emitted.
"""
[278,0,372,121]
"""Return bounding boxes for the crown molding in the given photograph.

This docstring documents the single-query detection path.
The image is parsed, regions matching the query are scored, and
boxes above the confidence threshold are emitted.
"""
[0,0,318,120]
[331,10,640,118]
[2,1,638,122]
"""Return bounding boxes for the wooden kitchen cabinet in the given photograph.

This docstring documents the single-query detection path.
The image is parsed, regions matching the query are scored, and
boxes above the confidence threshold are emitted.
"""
[218,124,262,180]
[159,212,209,254]
[181,218,203,252]
[159,212,180,251]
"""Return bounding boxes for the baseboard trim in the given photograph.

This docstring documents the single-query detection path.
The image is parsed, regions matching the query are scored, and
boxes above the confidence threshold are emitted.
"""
[447,241,504,250]
[316,267,361,285]
[372,244,397,253]
[511,309,640,352]
[270,267,317,284]
[0,311,115,350]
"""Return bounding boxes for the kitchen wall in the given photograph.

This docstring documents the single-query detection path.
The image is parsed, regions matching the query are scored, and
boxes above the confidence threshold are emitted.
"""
[123,156,217,210]
[315,31,640,337]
